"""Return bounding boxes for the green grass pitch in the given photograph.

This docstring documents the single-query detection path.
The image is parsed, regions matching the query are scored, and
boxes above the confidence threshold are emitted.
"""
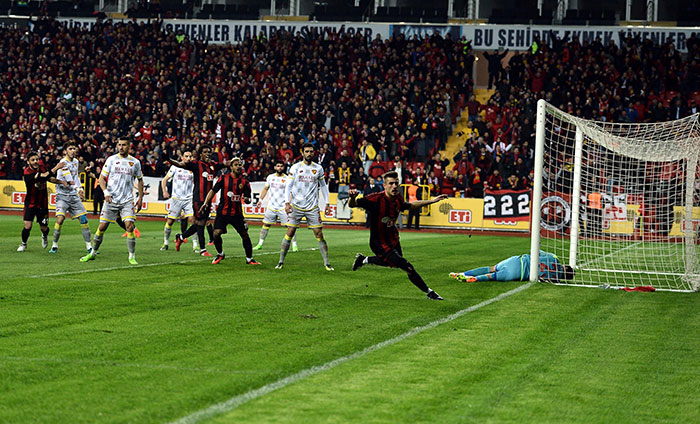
[2,214,700,423]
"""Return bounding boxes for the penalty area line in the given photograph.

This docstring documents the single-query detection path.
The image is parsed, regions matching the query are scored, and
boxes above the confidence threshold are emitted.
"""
[26,248,317,279]
[169,282,534,424]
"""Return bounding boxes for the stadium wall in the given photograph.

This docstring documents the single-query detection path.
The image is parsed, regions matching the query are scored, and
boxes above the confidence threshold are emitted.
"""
[4,178,697,234]
[0,178,531,231]
[3,17,696,52]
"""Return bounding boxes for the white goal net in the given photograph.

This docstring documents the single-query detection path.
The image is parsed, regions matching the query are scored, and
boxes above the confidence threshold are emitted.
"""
[530,100,700,292]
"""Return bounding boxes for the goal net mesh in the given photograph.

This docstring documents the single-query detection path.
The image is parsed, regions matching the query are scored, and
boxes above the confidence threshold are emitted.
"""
[535,102,700,292]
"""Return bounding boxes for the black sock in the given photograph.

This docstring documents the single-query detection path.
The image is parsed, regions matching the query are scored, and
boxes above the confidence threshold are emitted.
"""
[116,217,126,230]
[405,264,429,292]
[182,223,199,239]
[214,235,223,254]
[41,227,49,238]
[180,219,188,234]
[197,226,206,248]
[241,233,253,258]
[21,228,30,243]
[207,224,214,242]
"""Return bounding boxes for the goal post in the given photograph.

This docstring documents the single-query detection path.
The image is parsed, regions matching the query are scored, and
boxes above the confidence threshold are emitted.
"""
[530,99,700,292]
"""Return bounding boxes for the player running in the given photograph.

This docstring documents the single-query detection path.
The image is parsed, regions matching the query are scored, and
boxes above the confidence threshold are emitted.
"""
[202,157,260,265]
[160,149,195,251]
[449,250,575,282]
[348,171,447,300]
[80,138,144,264]
[50,142,92,253]
[18,152,67,252]
[169,145,222,257]
[276,143,332,271]
[253,160,298,252]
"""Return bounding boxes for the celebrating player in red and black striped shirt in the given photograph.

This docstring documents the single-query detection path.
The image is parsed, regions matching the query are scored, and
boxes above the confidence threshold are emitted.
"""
[201,157,260,266]
[349,171,448,300]
[170,145,223,256]
[18,151,68,252]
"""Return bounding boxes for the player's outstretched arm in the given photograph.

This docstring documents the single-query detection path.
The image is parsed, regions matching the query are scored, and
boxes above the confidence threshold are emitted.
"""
[409,194,448,210]
[348,188,360,208]
[168,157,184,168]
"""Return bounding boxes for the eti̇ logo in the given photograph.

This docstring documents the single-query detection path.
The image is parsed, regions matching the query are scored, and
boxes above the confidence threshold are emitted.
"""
[449,209,472,224]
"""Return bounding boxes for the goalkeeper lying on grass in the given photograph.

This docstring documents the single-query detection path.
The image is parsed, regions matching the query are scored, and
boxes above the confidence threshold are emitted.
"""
[450,250,575,282]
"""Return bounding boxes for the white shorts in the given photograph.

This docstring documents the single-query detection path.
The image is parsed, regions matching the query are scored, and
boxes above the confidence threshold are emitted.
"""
[100,200,136,223]
[262,208,289,226]
[55,194,87,218]
[167,198,194,220]
[287,205,323,228]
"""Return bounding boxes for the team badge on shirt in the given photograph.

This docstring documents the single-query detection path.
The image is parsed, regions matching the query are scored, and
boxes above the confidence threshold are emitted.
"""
[312,170,317,174]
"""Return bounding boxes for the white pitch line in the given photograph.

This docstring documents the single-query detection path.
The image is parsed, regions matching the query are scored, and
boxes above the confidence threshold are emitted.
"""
[169,282,534,424]
[25,248,318,279]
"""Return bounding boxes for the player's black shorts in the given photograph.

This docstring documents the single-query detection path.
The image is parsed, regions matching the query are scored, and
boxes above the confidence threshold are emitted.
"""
[23,207,48,225]
[193,201,211,221]
[214,214,248,235]
[370,243,409,269]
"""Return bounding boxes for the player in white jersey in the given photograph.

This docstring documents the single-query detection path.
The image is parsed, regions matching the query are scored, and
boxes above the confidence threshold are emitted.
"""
[160,149,195,251]
[80,138,144,264]
[50,142,92,253]
[253,161,298,252]
[276,143,332,270]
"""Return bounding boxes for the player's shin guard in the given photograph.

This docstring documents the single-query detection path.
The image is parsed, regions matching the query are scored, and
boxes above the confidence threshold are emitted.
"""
[317,237,329,266]
[164,223,172,243]
[214,235,223,254]
[80,223,91,244]
[92,229,105,252]
[21,228,30,243]
[279,234,292,264]
[258,225,270,244]
[53,222,62,245]
[464,266,491,276]
[126,232,136,256]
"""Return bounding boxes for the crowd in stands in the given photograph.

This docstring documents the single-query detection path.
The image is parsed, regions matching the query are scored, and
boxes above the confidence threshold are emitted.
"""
[0,18,698,200]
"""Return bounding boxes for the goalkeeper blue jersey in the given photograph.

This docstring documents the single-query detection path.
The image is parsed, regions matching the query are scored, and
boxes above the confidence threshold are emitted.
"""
[497,251,563,281]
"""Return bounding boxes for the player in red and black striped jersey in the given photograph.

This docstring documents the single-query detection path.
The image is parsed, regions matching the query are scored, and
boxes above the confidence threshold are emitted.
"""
[18,151,68,252]
[201,157,260,265]
[348,171,448,300]
[169,145,224,256]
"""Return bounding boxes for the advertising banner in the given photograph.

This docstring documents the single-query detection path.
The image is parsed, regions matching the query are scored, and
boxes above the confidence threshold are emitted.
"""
[0,178,526,231]
[483,189,531,221]
[45,17,699,52]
